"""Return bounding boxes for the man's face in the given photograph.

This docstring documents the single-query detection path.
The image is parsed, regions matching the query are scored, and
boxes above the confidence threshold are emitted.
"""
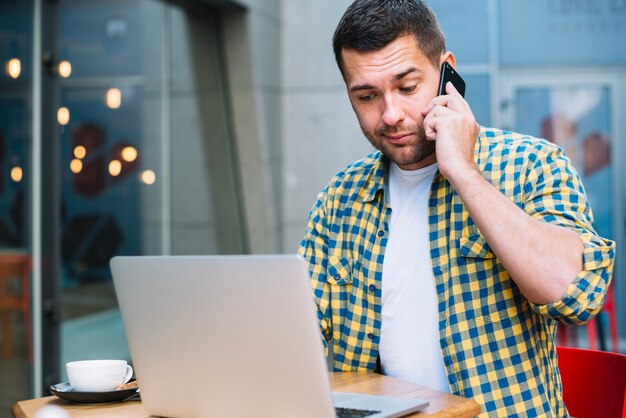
[342,35,442,170]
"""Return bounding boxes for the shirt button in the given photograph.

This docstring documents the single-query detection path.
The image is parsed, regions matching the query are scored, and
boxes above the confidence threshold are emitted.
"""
[368,284,377,292]
[367,333,375,340]
[377,230,385,237]
[334,274,341,281]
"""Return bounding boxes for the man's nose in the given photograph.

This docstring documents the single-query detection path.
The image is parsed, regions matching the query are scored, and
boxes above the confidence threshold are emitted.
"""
[381,94,404,126]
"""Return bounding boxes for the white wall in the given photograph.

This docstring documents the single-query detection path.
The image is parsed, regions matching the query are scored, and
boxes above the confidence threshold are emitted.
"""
[222,0,282,253]
[280,0,375,252]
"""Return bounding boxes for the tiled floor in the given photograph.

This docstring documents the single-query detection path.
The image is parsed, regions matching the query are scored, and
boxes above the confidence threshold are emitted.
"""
[0,315,30,415]
[0,356,30,414]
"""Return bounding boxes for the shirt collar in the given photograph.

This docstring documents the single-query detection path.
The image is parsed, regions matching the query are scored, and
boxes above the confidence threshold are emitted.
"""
[362,152,388,203]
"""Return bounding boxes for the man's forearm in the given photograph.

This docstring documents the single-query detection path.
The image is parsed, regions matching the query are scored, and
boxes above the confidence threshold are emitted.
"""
[449,168,583,305]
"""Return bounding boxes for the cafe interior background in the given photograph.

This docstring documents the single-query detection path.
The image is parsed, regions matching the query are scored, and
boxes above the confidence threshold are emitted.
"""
[1,0,625,409]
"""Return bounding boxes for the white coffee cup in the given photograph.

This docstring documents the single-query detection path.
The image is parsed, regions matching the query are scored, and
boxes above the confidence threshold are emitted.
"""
[66,360,133,392]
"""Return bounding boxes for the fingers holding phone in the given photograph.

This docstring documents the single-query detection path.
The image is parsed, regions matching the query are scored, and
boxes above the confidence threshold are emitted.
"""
[423,61,472,126]
[422,62,480,182]
[424,62,469,115]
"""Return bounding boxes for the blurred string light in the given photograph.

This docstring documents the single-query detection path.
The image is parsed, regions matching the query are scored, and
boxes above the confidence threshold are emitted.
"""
[70,159,82,174]
[74,145,86,159]
[6,58,21,79]
[57,107,70,125]
[58,60,72,78]
[11,166,23,182]
[121,146,137,162]
[140,169,156,185]
[106,88,122,109]
[109,159,122,176]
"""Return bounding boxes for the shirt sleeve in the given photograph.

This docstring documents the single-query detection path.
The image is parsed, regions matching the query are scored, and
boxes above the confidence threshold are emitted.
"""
[521,141,616,325]
[298,187,333,349]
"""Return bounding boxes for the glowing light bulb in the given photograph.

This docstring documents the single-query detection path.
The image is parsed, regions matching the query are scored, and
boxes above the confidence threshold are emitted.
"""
[6,58,21,79]
[74,145,86,159]
[141,169,156,185]
[109,160,122,176]
[10,166,23,182]
[57,107,70,125]
[121,146,137,162]
[58,60,72,78]
[106,88,122,109]
[70,159,83,173]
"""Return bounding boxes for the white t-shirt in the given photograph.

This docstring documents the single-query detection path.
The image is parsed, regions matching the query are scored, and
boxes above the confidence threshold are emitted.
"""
[379,162,449,393]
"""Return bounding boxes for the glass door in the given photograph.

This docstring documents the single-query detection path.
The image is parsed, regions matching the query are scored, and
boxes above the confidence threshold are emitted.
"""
[55,0,154,376]
[510,83,613,238]
[500,70,625,346]
[1,0,244,401]
[501,73,620,243]
[44,0,244,390]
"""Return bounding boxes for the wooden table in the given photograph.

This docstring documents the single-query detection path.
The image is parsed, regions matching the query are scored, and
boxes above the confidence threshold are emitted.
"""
[13,372,481,417]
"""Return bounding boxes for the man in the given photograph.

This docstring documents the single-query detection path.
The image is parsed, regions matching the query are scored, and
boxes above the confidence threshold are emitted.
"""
[299,0,616,416]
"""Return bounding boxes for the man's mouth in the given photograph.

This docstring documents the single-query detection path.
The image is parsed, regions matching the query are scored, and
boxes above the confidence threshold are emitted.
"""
[384,133,413,144]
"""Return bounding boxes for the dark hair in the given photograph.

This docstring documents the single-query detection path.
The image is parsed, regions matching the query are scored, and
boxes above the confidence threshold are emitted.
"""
[333,0,446,76]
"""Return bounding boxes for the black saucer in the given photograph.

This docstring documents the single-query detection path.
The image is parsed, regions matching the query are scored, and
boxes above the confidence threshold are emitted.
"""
[49,381,139,404]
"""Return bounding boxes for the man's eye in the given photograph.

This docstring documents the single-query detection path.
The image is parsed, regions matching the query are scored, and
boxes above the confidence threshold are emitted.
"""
[399,85,416,93]
[358,94,375,102]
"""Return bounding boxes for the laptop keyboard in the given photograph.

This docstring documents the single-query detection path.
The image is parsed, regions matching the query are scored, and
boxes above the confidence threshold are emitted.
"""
[335,406,382,418]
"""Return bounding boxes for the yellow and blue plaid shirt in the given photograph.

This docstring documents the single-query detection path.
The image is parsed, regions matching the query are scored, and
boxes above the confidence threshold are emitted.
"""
[299,127,615,417]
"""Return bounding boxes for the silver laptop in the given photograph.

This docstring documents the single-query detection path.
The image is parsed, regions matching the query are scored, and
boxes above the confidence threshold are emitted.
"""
[110,255,428,418]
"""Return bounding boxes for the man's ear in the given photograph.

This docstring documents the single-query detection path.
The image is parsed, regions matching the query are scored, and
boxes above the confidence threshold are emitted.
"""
[440,51,457,70]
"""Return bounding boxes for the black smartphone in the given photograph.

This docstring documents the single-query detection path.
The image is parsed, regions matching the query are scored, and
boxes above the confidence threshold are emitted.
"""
[437,62,465,98]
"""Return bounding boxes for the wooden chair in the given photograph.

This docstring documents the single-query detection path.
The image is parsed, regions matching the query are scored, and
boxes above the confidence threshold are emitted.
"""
[557,346,626,418]
[0,253,32,359]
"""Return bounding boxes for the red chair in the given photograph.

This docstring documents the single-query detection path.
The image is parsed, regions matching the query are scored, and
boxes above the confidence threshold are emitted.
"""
[557,346,626,418]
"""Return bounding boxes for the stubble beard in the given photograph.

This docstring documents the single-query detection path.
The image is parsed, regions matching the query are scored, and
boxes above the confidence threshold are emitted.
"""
[361,122,435,168]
